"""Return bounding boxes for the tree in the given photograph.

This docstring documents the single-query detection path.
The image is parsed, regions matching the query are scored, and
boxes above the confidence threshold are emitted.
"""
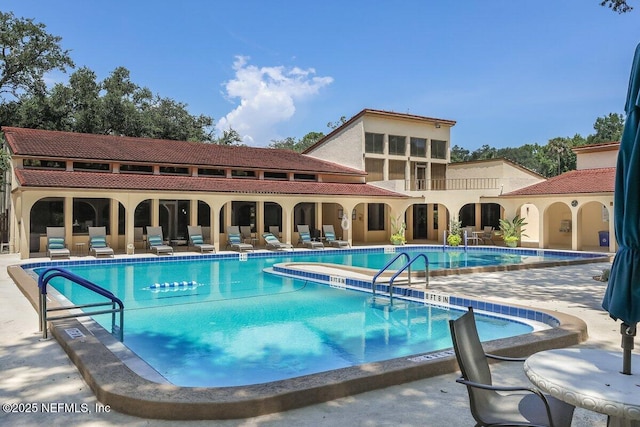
[269,132,324,152]
[450,145,470,163]
[0,11,74,101]
[215,128,242,145]
[601,0,633,13]
[327,116,347,130]
[1,65,215,141]
[588,112,624,144]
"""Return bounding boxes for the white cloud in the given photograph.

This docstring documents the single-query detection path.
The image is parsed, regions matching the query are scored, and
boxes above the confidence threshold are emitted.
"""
[216,56,333,146]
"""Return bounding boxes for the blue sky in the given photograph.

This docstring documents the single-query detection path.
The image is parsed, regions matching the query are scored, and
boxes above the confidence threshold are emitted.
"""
[4,1,640,149]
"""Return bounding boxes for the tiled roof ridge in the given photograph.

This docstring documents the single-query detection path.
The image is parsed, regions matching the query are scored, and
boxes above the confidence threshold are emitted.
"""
[502,167,615,196]
[14,169,407,198]
[2,126,366,176]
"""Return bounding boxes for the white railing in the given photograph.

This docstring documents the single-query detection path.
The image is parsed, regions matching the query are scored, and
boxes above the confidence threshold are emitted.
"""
[407,178,500,191]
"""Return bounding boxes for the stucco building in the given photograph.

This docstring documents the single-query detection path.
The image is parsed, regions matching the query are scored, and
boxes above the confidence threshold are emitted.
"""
[1,110,618,259]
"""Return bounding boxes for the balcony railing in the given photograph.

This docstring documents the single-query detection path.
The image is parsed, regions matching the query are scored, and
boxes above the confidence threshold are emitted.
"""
[406,178,500,191]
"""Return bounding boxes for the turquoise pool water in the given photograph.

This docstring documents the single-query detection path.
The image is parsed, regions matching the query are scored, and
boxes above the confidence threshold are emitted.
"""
[35,247,579,387]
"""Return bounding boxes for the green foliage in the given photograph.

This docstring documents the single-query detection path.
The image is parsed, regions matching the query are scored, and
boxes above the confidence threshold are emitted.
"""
[447,217,462,246]
[214,128,242,145]
[1,65,214,141]
[601,0,633,13]
[449,113,623,178]
[390,215,406,244]
[0,11,74,101]
[588,113,625,144]
[498,215,528,245]
[269,132,324,152]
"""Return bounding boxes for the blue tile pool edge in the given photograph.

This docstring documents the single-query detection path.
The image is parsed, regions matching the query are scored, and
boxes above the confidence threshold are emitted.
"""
[266,264,560,329]
[7,257,589,420]
[18,244,611,271]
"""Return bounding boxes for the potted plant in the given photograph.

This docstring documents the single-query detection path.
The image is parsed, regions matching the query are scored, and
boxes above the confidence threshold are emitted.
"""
[498,214,528,247]
[447,218,462,246]
[390,215,406,245]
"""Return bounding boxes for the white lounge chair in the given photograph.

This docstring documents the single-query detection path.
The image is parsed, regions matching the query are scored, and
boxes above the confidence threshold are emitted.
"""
[297,225,324,249]
[187,225,215,253]
[322,224,349,248]
[262,232,294,251]
[88,226,114,258]
[145,226,174,255]
[226,226,253,252]
[46,227,70,259]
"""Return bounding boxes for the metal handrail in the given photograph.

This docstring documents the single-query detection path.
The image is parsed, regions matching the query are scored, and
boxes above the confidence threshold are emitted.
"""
[371,252,411,296]
[388,254,430,303]
[38,267,124,341]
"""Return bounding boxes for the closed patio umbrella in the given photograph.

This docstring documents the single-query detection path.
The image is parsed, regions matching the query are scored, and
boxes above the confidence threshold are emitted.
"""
[602,42,640,375]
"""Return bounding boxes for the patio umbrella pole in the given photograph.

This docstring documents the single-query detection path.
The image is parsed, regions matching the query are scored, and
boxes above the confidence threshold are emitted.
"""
[621,322,636,375]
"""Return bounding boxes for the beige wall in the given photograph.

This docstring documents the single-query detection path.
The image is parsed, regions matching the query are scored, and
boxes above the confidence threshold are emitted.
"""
[447,160,545,195]
[306,121,364,170]
[576,149,618,170]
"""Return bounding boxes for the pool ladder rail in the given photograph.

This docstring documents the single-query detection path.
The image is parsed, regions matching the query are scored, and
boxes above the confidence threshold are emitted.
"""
[38,267,124,342]
[372,253,429,302]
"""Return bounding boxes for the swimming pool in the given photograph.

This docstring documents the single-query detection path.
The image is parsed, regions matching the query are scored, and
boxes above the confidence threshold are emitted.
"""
[33,246,601,387]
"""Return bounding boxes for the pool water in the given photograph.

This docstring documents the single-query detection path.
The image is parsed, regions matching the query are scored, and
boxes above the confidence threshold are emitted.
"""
[38,249,546,386]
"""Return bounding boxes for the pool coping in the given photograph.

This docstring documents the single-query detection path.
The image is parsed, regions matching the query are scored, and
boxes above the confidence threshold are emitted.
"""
[7,249,593,420]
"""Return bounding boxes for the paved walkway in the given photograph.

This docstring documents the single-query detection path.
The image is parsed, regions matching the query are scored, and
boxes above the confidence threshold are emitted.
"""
[0,253,619,426]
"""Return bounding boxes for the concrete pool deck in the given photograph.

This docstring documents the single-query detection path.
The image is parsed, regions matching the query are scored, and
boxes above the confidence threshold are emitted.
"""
[0,251,620,426]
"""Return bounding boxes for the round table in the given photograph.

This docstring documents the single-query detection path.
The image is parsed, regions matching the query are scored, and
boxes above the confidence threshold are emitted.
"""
[524,348,640,426]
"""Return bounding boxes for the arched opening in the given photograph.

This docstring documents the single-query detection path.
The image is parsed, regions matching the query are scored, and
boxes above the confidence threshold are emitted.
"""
[579,201,610,251]
[545,202,572,249]
[294,202,319,239]
[30,197,64,253]
[264,202,283,235]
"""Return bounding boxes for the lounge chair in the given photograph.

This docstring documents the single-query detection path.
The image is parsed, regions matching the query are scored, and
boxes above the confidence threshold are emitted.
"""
[226,226,253,252]
[187,225,215,253]
[481,226,495,245]
[145,226,174,255]
[297,224,324,249]
[240,225,257,245]
[449,307,575,427]
[134,227,145,251]
[46,227,70,259]
[322,224,349,248]
[268,225,281,238]
[262,232,294,251]
[88,226,115,258]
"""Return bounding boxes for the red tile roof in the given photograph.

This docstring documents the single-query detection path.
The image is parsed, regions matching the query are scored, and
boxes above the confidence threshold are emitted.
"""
[2,127,365,176]
[14,169,406,197]
[503,168,615,196]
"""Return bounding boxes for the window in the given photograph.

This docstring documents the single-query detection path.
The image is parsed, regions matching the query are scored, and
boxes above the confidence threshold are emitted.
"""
[365,158,384,182]
[410,137,427,157]
[121,164,153,173]
[23,159,65,169]
[431,140,447,159]
[264,171,287,180]
[365,132,384,154]
[160,166,189,175]
[388,135,406,155]
[293,173,316,181]
[198,168,225,177]
[73,162,110,171]
[388,160,405,181]
[368,203,385,231]
[231,170,256,178]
